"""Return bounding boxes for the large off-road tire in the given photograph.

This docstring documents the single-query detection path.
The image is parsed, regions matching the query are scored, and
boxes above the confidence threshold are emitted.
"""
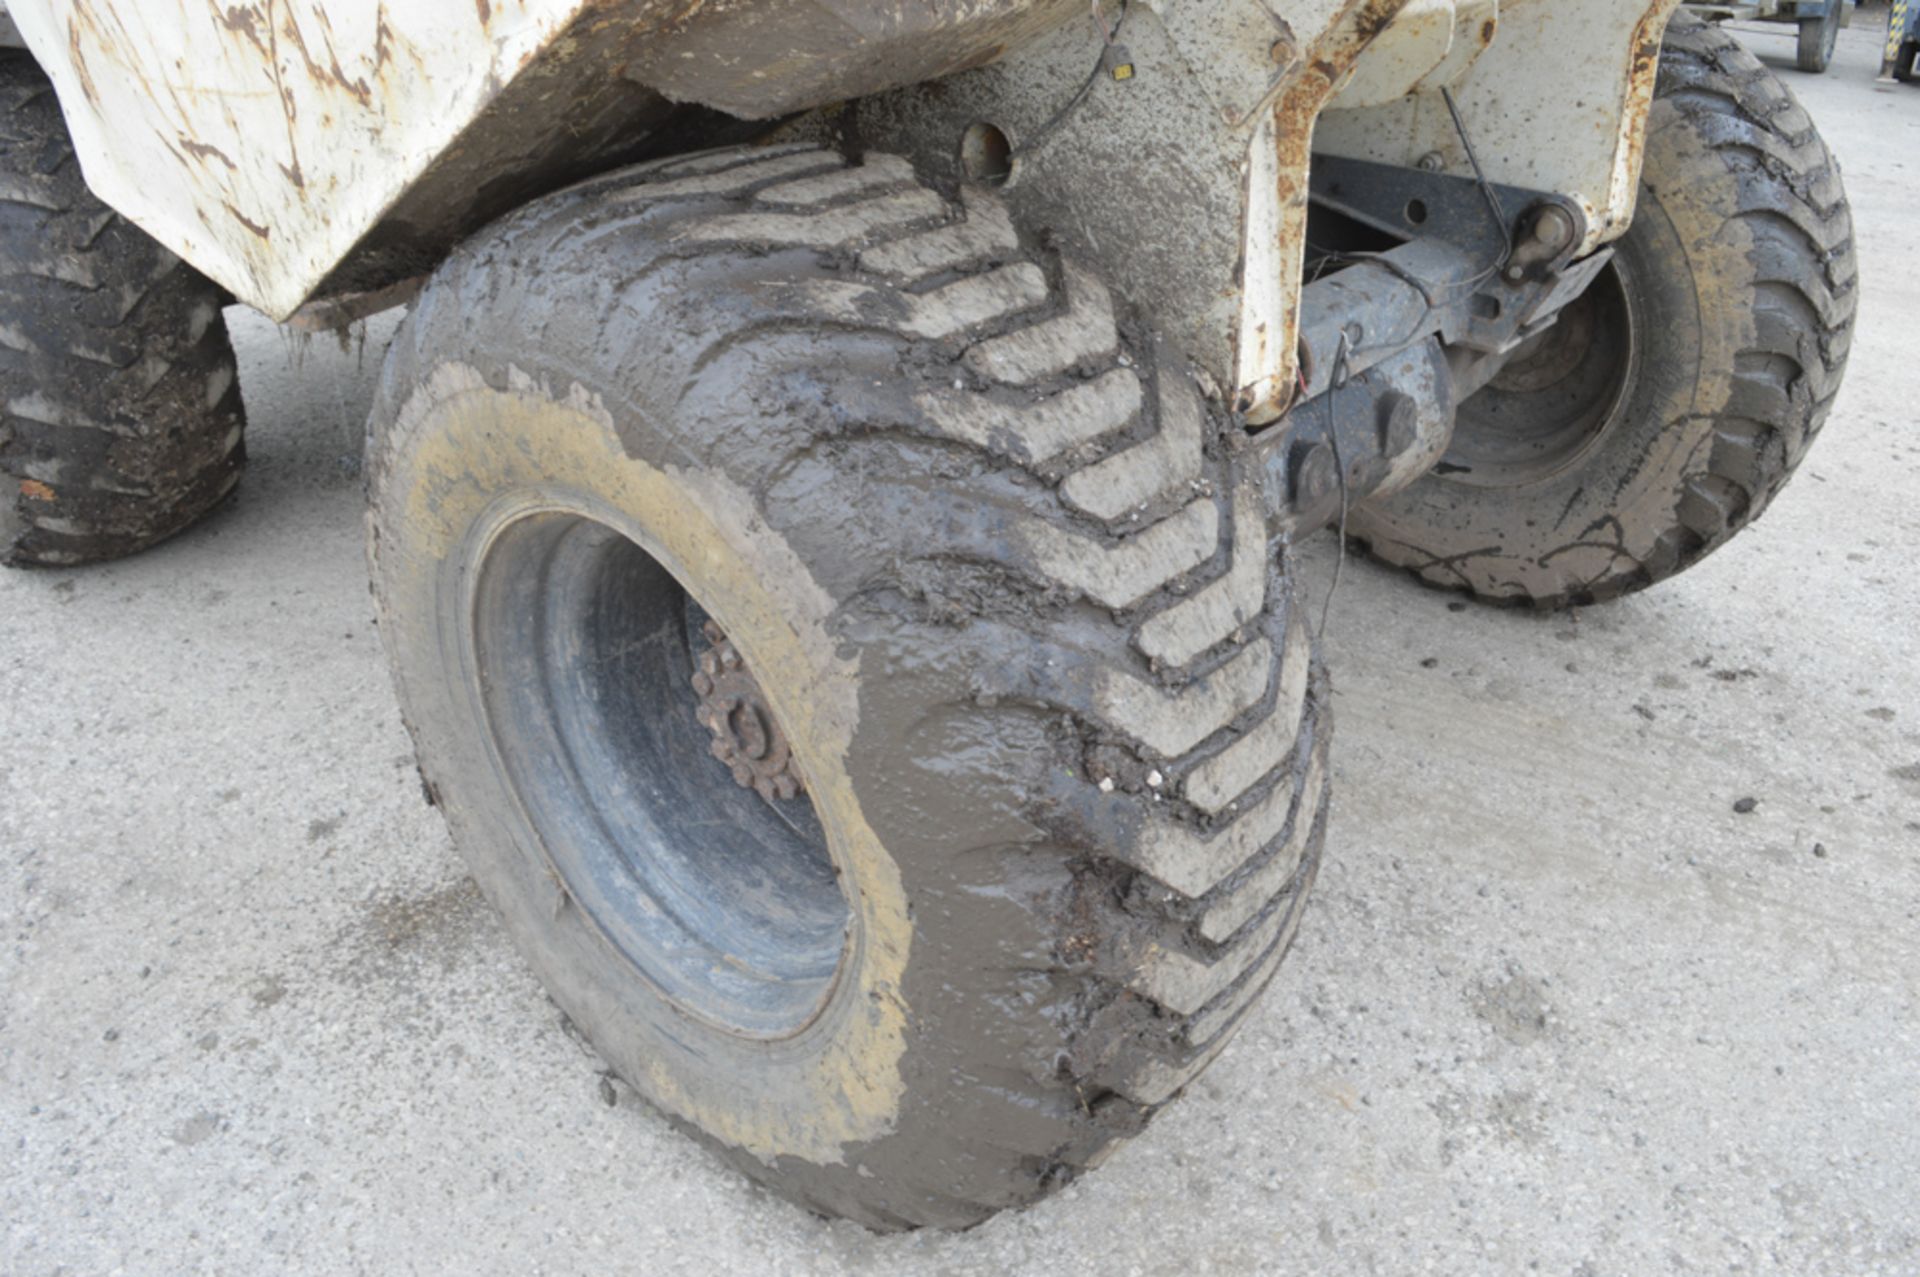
[0,50,245,567]
[1797,4,1841,74]
[367,145,1329,1229]
[1350,14,1856,608]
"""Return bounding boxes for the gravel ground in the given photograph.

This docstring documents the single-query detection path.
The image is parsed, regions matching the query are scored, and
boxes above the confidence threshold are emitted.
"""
[5,18,1918,1277]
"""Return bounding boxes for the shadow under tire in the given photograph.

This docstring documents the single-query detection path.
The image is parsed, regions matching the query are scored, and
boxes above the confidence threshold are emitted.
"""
[1350,14,1856,608]
[0,51,246,568]
[366,145,1328,1229]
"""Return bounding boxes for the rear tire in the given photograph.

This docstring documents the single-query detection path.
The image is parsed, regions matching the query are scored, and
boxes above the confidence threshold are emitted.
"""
[1351,14,1856,608]
[367,146,1329,1228]
[0,51,245,567]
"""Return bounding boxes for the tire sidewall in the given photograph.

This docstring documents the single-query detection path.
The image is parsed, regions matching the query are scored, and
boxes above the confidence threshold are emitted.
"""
[368,353,921,1170]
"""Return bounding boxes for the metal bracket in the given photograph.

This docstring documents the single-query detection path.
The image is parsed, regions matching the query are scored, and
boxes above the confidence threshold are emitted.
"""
[1258,337,1456,540]
[1309,153,1589,278]
[1251,154,1617,539]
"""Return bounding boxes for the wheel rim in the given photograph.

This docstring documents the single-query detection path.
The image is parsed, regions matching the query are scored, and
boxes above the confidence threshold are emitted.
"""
[465,505,852,1040]
[1437,254,1641,489]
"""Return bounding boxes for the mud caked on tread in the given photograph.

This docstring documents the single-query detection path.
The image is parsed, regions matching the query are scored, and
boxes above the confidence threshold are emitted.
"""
[367,144,1328,1228]
[1350,14,1856,608]
[0,51,245,567]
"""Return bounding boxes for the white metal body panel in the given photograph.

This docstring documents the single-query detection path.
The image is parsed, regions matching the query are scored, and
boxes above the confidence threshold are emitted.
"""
[1319,0,1684,246]
[7,0,592,319]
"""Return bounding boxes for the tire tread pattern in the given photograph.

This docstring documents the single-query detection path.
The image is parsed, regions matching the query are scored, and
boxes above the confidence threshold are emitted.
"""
[0,51,245,568]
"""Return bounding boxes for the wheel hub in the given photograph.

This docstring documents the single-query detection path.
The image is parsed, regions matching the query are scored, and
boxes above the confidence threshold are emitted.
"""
[462,509,847,1037]
[1435,254,1638,488]
[692,619,806,804]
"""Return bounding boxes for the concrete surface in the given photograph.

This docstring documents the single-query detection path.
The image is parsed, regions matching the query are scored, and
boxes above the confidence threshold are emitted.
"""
[4,19,1918,1277]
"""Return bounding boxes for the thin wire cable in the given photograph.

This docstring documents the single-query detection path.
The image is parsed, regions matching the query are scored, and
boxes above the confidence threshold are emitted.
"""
[1010,0,1129,162]
[1440,85,1512,273]
[1318,333,1353,642]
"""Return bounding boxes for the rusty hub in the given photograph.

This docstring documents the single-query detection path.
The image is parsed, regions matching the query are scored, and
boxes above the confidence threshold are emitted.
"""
[690,619,805,805]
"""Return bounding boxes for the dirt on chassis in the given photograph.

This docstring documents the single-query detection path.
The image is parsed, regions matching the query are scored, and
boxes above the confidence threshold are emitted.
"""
[0,0,1854,1230]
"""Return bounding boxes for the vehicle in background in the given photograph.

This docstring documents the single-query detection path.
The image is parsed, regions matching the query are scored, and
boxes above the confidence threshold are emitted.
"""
[1683,0,1855,71]
[1881,0,1920,80]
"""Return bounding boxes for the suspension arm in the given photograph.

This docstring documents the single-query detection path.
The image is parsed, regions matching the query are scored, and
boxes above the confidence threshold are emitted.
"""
[1254,156,1616,540]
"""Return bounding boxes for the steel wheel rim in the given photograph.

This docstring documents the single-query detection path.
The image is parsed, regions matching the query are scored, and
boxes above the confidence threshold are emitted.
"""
[1437,254,1643,489]
[463,501,852,1040]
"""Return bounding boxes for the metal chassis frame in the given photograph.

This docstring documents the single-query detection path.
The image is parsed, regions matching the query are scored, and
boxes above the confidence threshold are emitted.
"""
[8,0,1679,455]
[1251,155,1617,539]
[838,0,1680,430]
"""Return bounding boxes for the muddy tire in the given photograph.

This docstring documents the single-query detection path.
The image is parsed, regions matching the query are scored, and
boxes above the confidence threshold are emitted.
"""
[366,146,1328,1229]
[1796,5,1840,74]
[1350,14,1855,608]
[0,50,245,568]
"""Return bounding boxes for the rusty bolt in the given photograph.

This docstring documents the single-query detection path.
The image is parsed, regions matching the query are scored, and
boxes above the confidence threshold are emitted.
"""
[1379,391,1419,457]
[1268,17,1299,65]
